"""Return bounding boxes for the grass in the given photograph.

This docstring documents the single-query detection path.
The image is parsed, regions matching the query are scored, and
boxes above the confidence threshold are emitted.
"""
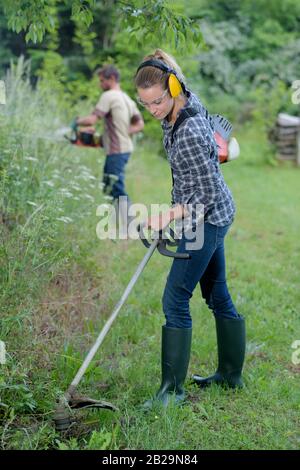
[0,69,299,450]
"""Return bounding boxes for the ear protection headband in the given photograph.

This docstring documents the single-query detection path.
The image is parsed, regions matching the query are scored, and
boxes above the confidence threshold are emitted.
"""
[136,59,186,98]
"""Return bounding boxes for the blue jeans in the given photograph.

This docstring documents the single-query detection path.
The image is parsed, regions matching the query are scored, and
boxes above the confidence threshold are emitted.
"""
[162,222,239,328]
[103,153,130,201]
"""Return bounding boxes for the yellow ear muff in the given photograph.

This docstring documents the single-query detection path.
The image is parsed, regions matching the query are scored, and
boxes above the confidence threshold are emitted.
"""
[168,73,182,98]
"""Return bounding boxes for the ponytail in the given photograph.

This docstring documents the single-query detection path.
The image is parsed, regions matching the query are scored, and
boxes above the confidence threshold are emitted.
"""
[135,49,186,90]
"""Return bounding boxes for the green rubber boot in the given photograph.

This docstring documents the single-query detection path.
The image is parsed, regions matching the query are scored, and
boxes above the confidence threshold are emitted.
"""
[192,316,246,389]
[142,325,192,410]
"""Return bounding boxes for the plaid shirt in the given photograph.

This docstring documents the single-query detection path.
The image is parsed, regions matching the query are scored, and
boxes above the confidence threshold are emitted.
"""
[161,90,235,226]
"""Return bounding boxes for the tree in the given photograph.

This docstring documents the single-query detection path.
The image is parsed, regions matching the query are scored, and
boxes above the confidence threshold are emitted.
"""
[1,0,202,47]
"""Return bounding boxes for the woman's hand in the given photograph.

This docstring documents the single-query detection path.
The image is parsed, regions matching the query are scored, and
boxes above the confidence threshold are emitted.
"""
[146,211,172,232]
[145,205,188,232]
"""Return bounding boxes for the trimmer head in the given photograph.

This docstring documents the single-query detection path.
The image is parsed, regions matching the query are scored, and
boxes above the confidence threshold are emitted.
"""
[53,397,74,432]
[53,393,118,432]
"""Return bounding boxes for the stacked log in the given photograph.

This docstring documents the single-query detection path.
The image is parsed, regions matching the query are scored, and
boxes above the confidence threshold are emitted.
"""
[269,113,300,165]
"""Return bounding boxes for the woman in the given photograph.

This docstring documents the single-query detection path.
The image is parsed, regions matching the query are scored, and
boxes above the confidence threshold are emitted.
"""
[135,49,246,409]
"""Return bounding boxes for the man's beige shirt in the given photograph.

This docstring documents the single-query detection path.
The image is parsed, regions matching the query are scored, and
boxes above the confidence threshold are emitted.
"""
[94,90,141,155]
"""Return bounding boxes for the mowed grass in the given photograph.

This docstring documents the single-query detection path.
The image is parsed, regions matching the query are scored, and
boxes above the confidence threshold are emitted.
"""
[0,117,299,450]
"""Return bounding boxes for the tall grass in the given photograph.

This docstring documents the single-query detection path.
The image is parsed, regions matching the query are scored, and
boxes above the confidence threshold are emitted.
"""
[0,59,113,449]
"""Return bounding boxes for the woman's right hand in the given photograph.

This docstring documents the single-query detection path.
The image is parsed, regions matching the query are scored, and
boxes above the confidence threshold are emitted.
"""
[145,211,172,232]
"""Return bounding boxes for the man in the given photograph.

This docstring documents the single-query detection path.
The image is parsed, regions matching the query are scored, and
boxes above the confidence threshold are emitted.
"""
[76,65,144,227]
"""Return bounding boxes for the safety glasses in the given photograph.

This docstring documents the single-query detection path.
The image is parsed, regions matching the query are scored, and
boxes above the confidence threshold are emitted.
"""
[137,88,169,108]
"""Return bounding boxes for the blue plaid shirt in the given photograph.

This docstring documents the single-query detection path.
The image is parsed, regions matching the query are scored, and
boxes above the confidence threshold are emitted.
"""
[161,90,235,226]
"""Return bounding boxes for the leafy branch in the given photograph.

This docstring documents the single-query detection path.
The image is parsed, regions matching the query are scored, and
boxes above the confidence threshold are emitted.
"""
[1,0,202,47]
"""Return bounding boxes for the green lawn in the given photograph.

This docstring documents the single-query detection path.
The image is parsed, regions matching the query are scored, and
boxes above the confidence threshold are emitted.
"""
[0,114,299,449]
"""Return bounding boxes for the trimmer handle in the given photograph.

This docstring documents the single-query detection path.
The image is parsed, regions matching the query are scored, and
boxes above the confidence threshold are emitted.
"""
[137,224,190,259]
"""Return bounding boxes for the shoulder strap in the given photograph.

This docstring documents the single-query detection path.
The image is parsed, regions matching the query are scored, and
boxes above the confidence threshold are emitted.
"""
[171,107,201,145]
[170,107,199,194]
[170,105,211,193]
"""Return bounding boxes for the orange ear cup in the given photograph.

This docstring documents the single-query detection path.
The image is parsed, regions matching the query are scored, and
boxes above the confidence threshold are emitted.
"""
[168,73,182,97]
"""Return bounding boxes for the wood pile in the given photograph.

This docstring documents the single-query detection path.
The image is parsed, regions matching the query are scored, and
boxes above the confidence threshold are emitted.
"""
[269,113,300,165]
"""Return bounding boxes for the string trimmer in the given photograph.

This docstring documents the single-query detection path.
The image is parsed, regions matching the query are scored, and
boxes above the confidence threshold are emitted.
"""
[53,224,189,432]
[63,119,103,148]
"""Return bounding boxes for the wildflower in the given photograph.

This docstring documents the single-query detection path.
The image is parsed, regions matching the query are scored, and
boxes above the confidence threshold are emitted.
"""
[26,201,38,207]
[59,189,73,198]
[43,180,55,187]
[56,216,73,224]
[70,183,81,191]
[83,194,95,202]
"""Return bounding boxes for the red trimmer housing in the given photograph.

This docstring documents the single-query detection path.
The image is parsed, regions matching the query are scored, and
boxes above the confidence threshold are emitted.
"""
[65,125,103,148]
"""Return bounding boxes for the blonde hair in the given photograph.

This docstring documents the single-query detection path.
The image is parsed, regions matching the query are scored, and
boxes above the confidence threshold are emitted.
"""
[134,49,185,90]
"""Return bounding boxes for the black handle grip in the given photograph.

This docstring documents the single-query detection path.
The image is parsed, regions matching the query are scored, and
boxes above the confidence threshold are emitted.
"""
[157,241,190,259]
[137,224,190,259]
[137,223,152,248]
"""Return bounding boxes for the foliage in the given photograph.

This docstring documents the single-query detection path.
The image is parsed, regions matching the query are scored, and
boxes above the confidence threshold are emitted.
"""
[182,1,300,126]
[0,1,203,120]
[1,0,299,139]
[2,0,95,43]
[1,0,202,46]
[56,429,114,450]
[196,17,300,95]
